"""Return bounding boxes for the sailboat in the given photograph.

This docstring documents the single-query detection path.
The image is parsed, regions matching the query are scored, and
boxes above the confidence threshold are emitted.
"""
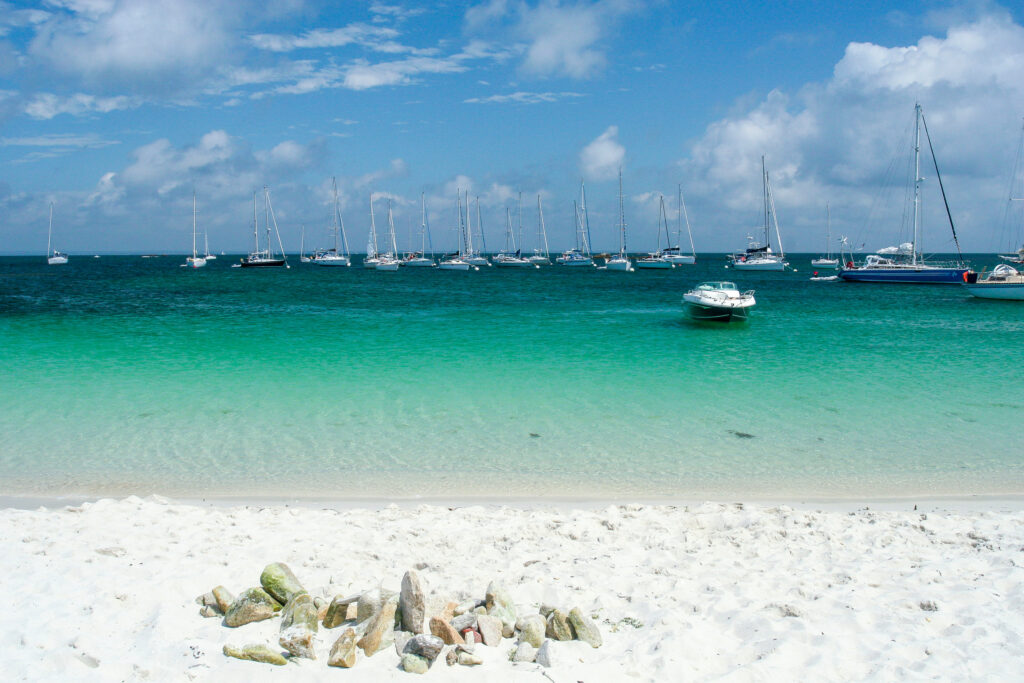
[439,192,472,270]
[203,231,216,260]
[636,195,674,269]
[45,203,68,265]
[811,203,838,269]
[493,195,533,267]
[402,193,436,267]
[662,184,697,264]
[238,187,288,267]
[605,169,633,271]
[730,157,788,271]
[528,194,551,264]
[299,225,310,263]
[998,119,1024,264]
[373,200,401,271]
[184,191,206,268]
[556,180,596,266]
[463,194,489,266]
[839,103,971,283]
[363,197,381,268]
[312,177,351,266]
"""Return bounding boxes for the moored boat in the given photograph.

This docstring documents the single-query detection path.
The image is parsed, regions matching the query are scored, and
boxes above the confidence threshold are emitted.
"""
[963,264,1024,300]
[682,281,756,321]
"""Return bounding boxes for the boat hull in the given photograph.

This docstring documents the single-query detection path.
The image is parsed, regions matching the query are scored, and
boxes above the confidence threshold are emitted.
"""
[605,258,632,271]
[375,261,400,271]
[465,257,490,266]
[313,257,350,267]
[810,259,839,269]
[838,267,969,283]
[493,259,534,268]
[557,259,595,267]
[683,302,751,322]
[186,257,207,269]
[635,260,673,269]
[438,261,470,271]
[962,283,1024,300]
[664,255,695,265]
[47,256,68,265]
[402,259,435,267]
[732,260,786,271]
[239,259,286,268]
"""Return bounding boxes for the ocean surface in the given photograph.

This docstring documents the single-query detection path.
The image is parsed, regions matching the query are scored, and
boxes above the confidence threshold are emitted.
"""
[2,254,1022,501]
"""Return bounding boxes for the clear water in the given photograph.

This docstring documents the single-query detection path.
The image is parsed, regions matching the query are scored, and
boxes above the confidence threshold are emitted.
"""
[1,255,1022,500]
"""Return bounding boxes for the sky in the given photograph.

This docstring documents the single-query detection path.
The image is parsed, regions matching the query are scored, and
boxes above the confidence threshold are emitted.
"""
[1,0,1023,256]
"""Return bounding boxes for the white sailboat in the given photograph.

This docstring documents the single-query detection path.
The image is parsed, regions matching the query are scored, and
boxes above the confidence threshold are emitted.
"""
[363,197,381,269]
[313,177,351,266]
[299,225,310,263]
[238,187,288,267]
[556,180,596,266]
[374,201,401,270]
[729,157,788,271]
[636,195,674,269]
[662,184,696,264]
[185,191,206,268]
[493,195,534,267]
[463,194,489,266]
[203,231,216,260]
[528,194,551,264]
[439,192,472,270]
[402,193,436,267]
[605,169,633,271]
[46,203,68,265]
[811,203,839,269]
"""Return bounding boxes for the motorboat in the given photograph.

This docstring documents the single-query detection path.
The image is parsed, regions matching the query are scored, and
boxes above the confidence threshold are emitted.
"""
[682,281,756,321]
[962,264,1024,300]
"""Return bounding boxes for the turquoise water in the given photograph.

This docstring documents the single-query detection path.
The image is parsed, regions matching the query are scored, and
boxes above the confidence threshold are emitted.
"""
[1,255,1022,500]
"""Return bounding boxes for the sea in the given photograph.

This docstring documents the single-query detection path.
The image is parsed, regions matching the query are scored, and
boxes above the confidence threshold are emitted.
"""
[2,254,1022,501]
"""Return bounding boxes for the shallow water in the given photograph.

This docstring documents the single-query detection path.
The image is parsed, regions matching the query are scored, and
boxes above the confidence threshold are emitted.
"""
[2,254,1022,499]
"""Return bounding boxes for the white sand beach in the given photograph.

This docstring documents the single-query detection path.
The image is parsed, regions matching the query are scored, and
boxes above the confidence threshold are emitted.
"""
[2,497,1023,681]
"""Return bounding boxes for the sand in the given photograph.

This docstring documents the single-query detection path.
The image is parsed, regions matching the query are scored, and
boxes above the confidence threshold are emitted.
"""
[2,496,1023,681]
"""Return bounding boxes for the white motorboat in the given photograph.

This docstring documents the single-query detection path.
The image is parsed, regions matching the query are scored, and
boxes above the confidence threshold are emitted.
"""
[185,192,206,269]
[729,157,788,271]
[45,203,68,265]
[963,264,1024,300]
[682,281,756,321]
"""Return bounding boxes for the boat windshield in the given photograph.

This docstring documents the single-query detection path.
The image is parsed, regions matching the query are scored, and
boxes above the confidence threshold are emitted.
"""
[695,281,737,291]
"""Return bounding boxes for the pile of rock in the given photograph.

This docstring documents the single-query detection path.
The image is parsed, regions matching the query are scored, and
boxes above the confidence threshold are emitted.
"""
[198,562,604,673]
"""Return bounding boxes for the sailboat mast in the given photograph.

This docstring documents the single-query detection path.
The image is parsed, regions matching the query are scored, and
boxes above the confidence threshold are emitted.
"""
[580,180,593,256]
[912,103,922,266]
[537,194,549,257]
[517,191,523,253]
[420,193,427,254]
[617,169,626,256]
[762,156,771,250]
[476,197,487,253]
[456,192,464,257]
[464,191,474,256]
[369,197,379,257]
[192,191,198,258]
[387,200,398,255]
[264,187,271,256]
[505,208,513,252]
[47,202,53,257]
[657,195,666,252]
[825,202,831,259]
[252,192,259,255]
[679,184,695,257]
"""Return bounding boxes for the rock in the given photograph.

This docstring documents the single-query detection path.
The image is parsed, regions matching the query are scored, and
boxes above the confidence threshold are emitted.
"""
[485,581,517,627]
[458,651,484,666]
[536,640,554,667]
[518,614,545,648]
[429,616,464,645]
[196,592,216,607]
[473,606,487,615]
[400,570,426,634]
[456,640,475,654]
[356,594,398,656]
[279,594,318,659]
[401,653,429,674]
[451,613,477,633]
[327,628,358,668]
[260,562,306,605]
[357,588,384,624]
[461,628,482,644]
[446,647,458,666]
[439,601,457,623]
[224,588,280,627]
[222,644,287,666]
[454,599,482,616]
[476,614,502,646]
[546,609,574,641]
[394,631,413,657]
[200,605,220,618]
[212,586,234,614]
[568,607,602,648]
[512,641,536,663]
[324,594,360,628]
[501,620,515,638]
[539,604,556,618]
[314,596,328,621]
[405,634,444,662]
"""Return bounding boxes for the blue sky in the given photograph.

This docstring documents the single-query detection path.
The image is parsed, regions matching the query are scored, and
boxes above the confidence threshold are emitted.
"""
[1,0,1023,255]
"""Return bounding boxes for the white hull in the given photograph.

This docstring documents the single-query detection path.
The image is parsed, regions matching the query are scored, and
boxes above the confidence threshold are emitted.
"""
[375,260,400,271]
[635,259,673,269]
[299,257,311,263]
[963,284,1024,300]
[402,258,435,267]
[557,259,595,267]
[605,257,633,271]
[811,258,839,269]
[493,258,534,268]
[205,255,217,260]
[527,256,550,265]
[682,282,756,321]
[465,256,490,266]
[732,259,786,271]
[314,256,351,267]
[438,260,471,271]
[363,258,379,269]
[47,256,68,265]
[664,254,695,264]
[186,257,207,268]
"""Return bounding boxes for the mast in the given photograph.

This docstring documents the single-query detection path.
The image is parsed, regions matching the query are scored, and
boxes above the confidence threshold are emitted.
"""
[47,202,53,257]
[368,196,379,258]
[192,191,198,258]
[264,186,271,257]
[420,193,427,255]
[912,102,922,266]
[504,207,514,253]
[580,180,593,256]
[456,192,465,257]
[537,194,549,257]
[617,168,626,256]
[300,225,305,259]
[825,202,831,259]
[252,191,259,255]
[657,194,667,253]
[387,200,398,256]
[679,184,695,257]
[762,156,771,250]
[517,191,523,254]
[265,187,287,260]
[476,196,487,254]
[464,191,474,256]
[766,169,785,257]
[573,200,580,251]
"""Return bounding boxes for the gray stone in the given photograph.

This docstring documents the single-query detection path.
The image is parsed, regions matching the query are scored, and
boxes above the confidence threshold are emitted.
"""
[356,588,395,624]
[401,653,429,674]
[518,614,545,648]
[512,641,536,663]
[224,588,280,627]
[405,634,444,662]
[456,641,475,654]
[400,570,426,634]
[454,599,482,616]
[199,605,219,618]
[223,643,287,666]
[568,607,602,648]
[485,581,517,625]
[356,594,398,656]
[501,620,515,638]
[446,647,458,666]
[196,592,216,607]
[279,593,318,659]
[458,651,483,666]
[260,562,306,605]
[327,628,358,668]
[539,603,556,618]
[546,609,574,641]
[476,614,502,646]
[451,613,477,633]
[212,586,234,614]
[394,630,413,657]
[536,640,554,667]
[324,594,360,628]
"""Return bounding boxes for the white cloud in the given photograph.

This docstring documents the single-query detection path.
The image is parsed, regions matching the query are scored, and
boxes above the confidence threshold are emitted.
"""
[248,24,398,52]
[0,132,118,148]
[23,92,139,119]
[580,125,625,180]
[463,90,584,104]
[85,171,124,205]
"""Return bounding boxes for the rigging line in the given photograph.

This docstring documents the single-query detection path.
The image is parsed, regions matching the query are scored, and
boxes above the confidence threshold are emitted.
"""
[921,112,965,264]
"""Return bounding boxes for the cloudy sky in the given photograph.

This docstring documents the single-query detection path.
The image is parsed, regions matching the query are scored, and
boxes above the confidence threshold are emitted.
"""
[1,0,1023,255]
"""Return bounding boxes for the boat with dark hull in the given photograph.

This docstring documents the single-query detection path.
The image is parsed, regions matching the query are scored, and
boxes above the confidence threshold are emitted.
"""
[683,281,756,322]
[238,187,288,269]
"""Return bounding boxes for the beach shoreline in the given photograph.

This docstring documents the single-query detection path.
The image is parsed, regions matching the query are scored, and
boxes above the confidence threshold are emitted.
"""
[3,495,1023,680]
